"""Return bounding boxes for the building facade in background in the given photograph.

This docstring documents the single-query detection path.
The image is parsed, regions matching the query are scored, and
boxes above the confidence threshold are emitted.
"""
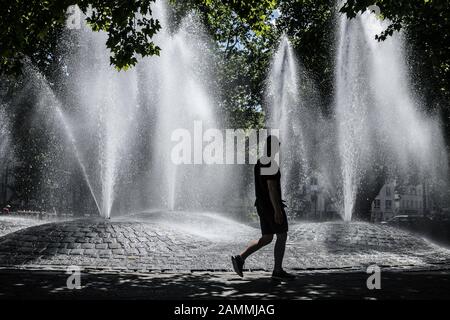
[371,180,431,222]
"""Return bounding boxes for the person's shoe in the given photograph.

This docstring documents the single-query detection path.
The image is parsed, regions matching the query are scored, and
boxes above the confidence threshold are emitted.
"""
[271,269,295,280]
[231,255,244,277]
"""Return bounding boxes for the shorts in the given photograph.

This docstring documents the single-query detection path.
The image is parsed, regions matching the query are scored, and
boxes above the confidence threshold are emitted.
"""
[256,202,288,235]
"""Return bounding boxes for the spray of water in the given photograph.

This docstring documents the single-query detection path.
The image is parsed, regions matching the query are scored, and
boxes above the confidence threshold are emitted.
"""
[335,11,448,220]
[266,35,329,213]
[38,0,229,217]
[9,2,447,222]
[266,36,308,209]
[23,64,103,216]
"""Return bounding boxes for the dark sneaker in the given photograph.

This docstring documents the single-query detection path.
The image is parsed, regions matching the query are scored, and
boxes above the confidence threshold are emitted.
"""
[231,255,244,277]
[271,269,295,280]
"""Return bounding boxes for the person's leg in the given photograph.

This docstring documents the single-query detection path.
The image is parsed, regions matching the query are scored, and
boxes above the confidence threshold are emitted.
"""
[273,232,287,272]
[239,234,273,260]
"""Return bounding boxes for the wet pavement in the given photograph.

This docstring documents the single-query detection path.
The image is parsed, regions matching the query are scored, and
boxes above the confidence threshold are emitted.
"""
[0,216,46,237]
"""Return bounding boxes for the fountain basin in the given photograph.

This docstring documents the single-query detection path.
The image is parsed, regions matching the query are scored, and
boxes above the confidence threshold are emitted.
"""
[0,213,449,272]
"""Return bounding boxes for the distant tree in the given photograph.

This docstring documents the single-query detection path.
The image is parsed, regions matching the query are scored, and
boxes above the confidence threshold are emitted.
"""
[170,0,277,129]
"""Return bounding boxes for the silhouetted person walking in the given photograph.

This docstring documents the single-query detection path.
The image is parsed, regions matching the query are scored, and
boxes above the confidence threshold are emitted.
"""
[232,135,294,280]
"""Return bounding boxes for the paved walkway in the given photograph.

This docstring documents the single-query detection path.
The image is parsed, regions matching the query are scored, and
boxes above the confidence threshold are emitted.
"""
[1,269,450,299]
[0,211,450,272]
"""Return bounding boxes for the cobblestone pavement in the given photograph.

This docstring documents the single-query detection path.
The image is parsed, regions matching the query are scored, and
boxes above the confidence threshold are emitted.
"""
[0,211,450,272]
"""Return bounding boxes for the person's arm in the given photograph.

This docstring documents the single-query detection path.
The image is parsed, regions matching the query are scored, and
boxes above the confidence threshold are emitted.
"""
[267,180,283,224]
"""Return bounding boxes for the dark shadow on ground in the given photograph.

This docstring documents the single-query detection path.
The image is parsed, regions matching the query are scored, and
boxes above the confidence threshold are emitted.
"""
[0,270,449,300]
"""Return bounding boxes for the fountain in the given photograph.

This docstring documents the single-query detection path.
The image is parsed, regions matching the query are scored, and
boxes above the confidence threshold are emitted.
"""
[264,9,448,222]
[335,10,448,221]
[13,0,237,218]
[143,4,225,212]
[2,1,450,279]
[58,18,141,219]
[14,63,103,216]
[0,102,12,203]
[0,103,10,161]
[266,36,304,199]
[2,2,448,223]
[266,35,321,212]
